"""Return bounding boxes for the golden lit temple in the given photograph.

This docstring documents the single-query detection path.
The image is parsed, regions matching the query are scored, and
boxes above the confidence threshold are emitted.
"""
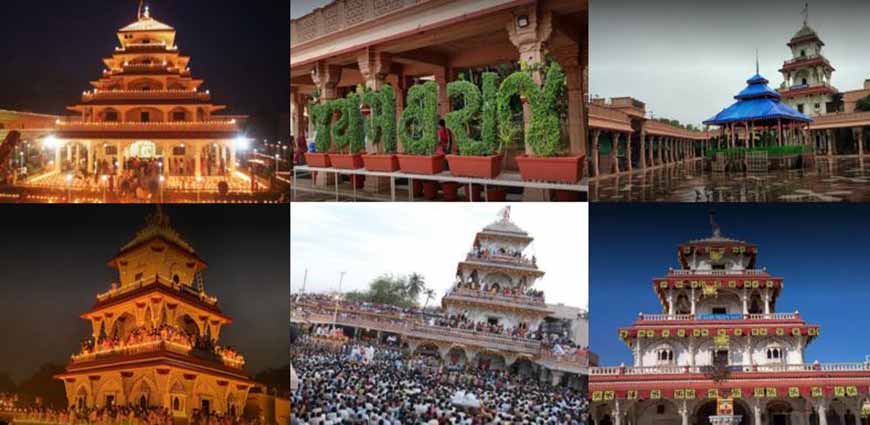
[44,3,249,190]
[55,208,254,420]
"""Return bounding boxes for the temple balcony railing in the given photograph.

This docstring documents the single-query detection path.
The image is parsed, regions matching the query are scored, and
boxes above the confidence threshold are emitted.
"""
[445,287,548,308]
[95,275,218,306]
[55,119,240,132]
[82,90,210,101]
[295,311,542,354]
[465,252,536,267]
[783,54,829,65]
[71,340,192,363]
[637,312,800,321]
[667,269,768,276]
[590,362,870,376]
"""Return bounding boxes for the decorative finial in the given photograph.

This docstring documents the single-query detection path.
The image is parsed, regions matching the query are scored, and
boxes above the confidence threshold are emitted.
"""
[755,49,759,75]
[144,4,150,19]
[498,206,511,223]
[802,2,809,26]
[709,210,721,238]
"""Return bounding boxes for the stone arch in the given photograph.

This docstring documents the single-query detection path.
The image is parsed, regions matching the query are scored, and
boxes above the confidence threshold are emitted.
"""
[445,345,468,366]
[96,377,124,408]
[97,107,121,122]
[125,107,164,123]
[650,341,677,364]
[110,312,138,340]
[752,336,796,364]
[129,376,157,408]
[697,289,741,314]
[194,379,219,414]
[748,290,764,314]
[175,312,202,339]
[474,350,506,370]
[128,77,165,91]
[168,379,187,416]
[168,107,191,122]
[634,398,682,425]
[413,341,440,357]
[73,383,92,410]
[675,291,691,314]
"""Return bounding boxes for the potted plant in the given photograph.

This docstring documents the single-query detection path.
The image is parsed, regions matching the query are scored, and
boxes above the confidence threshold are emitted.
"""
[498,62,584,183]
[361,85,400,171]
[445,73,503,179]
[396,81,443,174]
[304,101,333,168]
[329,92,366,169]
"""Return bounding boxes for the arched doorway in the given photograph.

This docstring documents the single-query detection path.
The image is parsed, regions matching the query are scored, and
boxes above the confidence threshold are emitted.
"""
[475,351,506,370]
[767,400,794,425]
[413,342,439,358]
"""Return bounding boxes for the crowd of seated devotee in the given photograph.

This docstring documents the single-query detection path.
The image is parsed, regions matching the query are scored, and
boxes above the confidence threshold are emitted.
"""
[290,336,588,425]
[434,313,533,339]
[467,244,537,266]
[3,404,265,425]
[74,324,244,366]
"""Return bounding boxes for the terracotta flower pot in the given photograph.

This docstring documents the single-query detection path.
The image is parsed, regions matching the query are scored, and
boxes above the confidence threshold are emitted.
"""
[445,154,503,179]
[330,153,364,169]
[361,154,399,172]
[486,187,507,201]
[422,181,439,200]
[467,184,484,202]
[441,182,460,201]
[304,153,331,168]
[396,154,445,175]
[515,155,585,184]
[412,180,424,197]
[351,175,365,189]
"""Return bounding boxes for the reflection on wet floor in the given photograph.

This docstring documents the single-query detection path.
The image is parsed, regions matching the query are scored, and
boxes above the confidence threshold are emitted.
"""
[590,157,870,202]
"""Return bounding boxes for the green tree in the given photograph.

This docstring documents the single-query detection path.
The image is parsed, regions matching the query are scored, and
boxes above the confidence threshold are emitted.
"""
[422,288,436,310]
[405,273,426,301]
[856,95,870,112]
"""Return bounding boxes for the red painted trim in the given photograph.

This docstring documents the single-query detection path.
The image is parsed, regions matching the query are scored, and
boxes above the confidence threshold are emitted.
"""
[291,0,537,68]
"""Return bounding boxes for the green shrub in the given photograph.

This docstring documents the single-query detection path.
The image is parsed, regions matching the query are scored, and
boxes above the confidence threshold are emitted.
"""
[497,62,565,157]
[446,80,494,156]
[361,85,397,154]
[331,93,365,154]
[309,101,337,153]
[398,81,439,155]
[480,72,499,154]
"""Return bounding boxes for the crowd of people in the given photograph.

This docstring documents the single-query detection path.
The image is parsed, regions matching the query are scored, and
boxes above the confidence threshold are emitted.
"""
[291,338,588,425]
[1,404,265,424]
[74,324,244,367]
[291,293,588,356]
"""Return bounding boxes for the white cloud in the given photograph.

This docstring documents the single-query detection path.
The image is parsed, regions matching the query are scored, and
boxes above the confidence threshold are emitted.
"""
[291,204,588,310]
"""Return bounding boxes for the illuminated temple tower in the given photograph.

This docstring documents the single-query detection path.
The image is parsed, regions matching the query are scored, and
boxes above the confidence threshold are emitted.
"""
[56,209,253,420]
[589,215,870,425]
[778,8,838,117]
[52,4,245,179]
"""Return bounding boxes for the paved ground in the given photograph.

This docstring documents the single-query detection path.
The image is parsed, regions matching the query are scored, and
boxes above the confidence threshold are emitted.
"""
[589,157,870,202]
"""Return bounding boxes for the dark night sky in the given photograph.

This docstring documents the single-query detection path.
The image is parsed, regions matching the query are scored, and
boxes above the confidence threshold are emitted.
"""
[0,0,289,139]
[0,205,289,382]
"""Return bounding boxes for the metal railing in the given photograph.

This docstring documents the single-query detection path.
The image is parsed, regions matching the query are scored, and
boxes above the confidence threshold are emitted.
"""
[667,269,768,276]
[95,275,218,306]
[590,362,870,375]
[637,312,799,321]
[82,90,209,101]
[446,287,547,307]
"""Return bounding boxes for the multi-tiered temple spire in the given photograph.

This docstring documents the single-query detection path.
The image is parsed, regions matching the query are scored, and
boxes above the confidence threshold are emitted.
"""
[55,209,253,419]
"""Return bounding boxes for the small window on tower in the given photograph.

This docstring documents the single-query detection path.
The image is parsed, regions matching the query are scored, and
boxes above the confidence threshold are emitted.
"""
[814,103,820,109]
[141,111,150,122]
[712,307,727,315]
[797,104,805,113]
[172,111,186,121]
[657,405,666,415]
[800,49,806,57]
[802,78,808,86]
[104,111,118,122]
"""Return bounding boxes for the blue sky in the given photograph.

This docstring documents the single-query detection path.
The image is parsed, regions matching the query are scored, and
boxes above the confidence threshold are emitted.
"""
[590,204,870,366]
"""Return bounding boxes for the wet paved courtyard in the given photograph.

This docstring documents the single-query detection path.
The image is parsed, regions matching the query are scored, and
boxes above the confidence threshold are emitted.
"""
[590,157,870,202]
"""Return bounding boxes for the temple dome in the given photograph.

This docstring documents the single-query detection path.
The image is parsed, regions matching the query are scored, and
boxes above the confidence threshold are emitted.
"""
[120,16,174,32]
